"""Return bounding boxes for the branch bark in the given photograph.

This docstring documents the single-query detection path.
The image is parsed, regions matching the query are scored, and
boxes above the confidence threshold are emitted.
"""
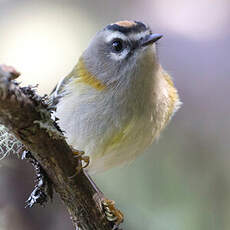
[0,66,115,230]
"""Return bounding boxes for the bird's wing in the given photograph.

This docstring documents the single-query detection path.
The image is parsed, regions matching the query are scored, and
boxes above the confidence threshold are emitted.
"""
[48,70,74,107]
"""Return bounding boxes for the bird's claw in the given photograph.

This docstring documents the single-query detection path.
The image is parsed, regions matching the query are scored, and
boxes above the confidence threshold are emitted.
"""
[73,150,90,174]
[102,198,124,227]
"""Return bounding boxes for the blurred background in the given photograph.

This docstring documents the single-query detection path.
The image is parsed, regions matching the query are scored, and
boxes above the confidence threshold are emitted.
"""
[0,0,230,229]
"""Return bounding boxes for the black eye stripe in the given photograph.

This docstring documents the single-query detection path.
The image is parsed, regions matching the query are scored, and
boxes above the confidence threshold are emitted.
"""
[108,37,144,60]
[109,38,140,47]
[130,40,140,50]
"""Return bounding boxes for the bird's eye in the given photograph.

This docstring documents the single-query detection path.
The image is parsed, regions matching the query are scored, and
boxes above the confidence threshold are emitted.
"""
[111,39,123,52]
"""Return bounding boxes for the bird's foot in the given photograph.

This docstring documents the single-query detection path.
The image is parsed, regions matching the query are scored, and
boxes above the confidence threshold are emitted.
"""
[73,150,90,174]
[102,198,124,228]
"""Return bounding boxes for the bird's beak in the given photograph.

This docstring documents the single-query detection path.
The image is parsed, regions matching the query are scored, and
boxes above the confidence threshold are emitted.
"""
[141,33,163,47]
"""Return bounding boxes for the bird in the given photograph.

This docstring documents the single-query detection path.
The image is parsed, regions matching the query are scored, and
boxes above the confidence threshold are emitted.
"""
[51,20,181,175]
[50,21,181,224]
[54,20,182,226]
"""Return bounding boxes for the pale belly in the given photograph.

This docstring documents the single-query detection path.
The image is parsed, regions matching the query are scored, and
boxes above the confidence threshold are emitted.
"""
[55,91,157,174]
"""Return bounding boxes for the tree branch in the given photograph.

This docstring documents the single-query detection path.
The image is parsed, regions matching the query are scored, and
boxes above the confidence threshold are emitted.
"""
[0,66,116,230]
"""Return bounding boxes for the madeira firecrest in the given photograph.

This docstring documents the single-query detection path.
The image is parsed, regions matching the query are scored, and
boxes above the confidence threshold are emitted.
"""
[51,20,181,174]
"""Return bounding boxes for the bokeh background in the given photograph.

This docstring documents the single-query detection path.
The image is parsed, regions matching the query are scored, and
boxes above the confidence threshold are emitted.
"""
[0,0,230,229]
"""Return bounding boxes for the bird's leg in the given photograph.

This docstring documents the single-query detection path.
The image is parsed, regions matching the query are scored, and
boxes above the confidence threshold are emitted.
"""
[84,172,124,229]
[102,199,124,228]
[72,150,90,174]
[71,149,124,228]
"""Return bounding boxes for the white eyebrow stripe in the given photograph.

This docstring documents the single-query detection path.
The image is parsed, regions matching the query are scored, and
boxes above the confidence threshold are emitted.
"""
[105,30,150,44]
[128,31,150,41]
[105,31,128,43]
